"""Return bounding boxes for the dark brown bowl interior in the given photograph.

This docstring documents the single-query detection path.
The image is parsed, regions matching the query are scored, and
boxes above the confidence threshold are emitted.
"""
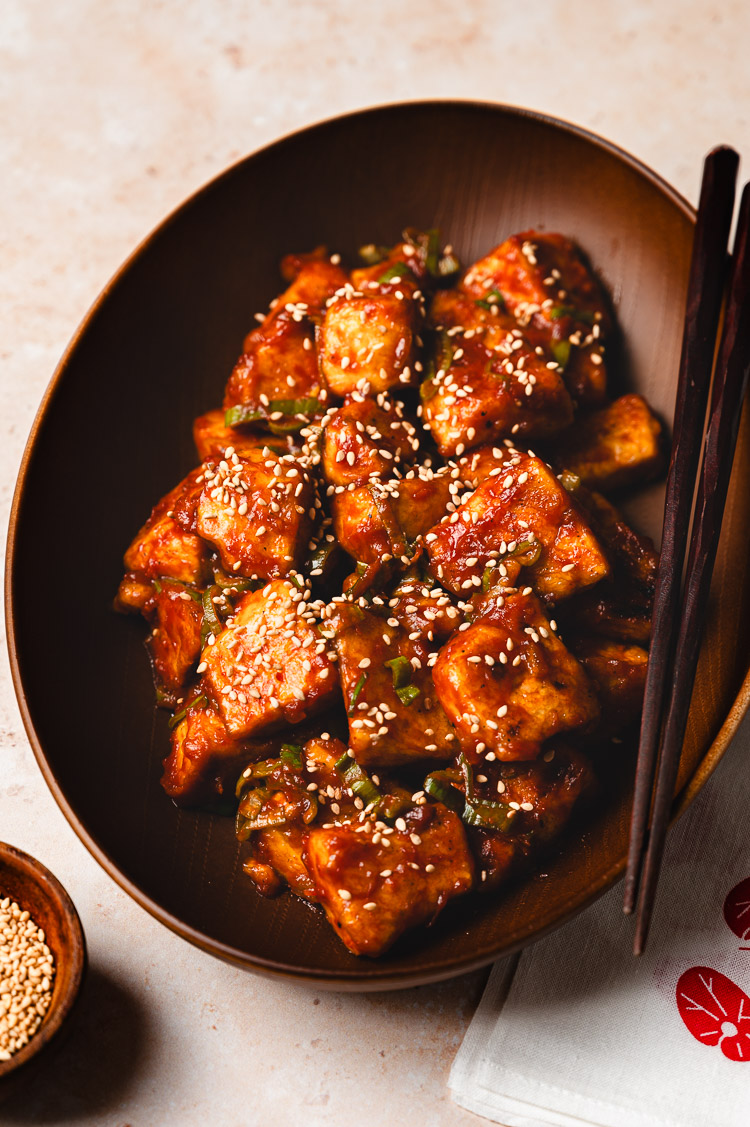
[7,101,750,989]
[0,844,86,1093]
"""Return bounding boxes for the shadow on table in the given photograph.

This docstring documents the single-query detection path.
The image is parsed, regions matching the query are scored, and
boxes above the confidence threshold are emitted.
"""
[3,963,151,1123]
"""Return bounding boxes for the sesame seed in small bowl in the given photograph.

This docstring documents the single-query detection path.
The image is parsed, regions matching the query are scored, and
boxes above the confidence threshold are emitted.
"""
[0,843,86,1099]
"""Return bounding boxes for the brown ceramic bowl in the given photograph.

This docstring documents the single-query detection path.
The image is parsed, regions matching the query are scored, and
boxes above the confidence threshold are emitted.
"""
[7,101,750,990]
[0,844,86,1095]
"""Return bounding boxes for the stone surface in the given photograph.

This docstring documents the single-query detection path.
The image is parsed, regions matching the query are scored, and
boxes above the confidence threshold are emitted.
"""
[2,1,750,1122]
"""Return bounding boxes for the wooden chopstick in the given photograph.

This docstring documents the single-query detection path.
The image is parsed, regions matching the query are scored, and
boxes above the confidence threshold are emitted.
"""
[632,180,750,954]
[623,147,739,918]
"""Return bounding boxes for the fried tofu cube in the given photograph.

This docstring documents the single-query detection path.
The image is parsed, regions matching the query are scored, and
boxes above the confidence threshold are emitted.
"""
[454,441,520,490]
[161,698,251,808]
[306,804,474,956]
[196,451,315,580]
[333,468,453,571]
[330,602,455,767]
[274,251,348,319]
[462,232,611,406]
[386,574,463,643]
[350,237,429,292]
[145,580,204,698]
[467,742,595,887]
[421,324,573,456]
[193,409,289,462]
[319,290,420,395]
[426,451,609,600]
[432,590,599,760]
[575,487,658,593]
[567,635,648,733]
[123,468,209,586]
[322,395,420,487]
[114,571,153,613]
[549,395,663,492]
[223,314,328,414]
[202,580,339,739]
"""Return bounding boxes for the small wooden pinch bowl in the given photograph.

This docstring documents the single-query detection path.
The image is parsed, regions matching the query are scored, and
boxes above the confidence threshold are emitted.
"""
[0,843,86,1098]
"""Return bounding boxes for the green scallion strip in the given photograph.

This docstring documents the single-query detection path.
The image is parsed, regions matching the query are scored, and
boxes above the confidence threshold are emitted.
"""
[550,305,596,324]
[224,404,264,427]
[476,288,506,311]
[462,799,514,832]
[384,655,411,689]
[395,684,420,707]
[359,243,391,266]
[168,694,208,730]
[335,753,382,809]
[280,743,303,768]
[377,262,415,283]
[347,672,368,715]
[424,228,440,276]
[201,585,224,646]
[559,470,582,493]
[552,340,571,370]
[423,772,464,813]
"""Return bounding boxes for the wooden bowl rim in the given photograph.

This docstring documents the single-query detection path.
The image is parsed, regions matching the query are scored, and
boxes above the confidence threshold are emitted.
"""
[6,99,750,989]
[0,842,86,1078]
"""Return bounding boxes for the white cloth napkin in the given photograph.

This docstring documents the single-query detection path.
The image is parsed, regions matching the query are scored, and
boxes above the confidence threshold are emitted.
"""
[450,710,750,1127]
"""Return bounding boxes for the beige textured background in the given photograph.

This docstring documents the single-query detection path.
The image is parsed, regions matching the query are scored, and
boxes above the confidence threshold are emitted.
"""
[2,2,750,1123]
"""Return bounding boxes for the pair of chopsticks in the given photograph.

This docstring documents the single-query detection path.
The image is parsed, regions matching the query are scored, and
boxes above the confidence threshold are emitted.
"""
[624,146,750,955]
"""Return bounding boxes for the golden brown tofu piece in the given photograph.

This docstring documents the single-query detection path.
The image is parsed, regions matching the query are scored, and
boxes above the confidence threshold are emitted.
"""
[420,324,573,456]
[454,441,521,489]
[224,314,328,415]
[274,251,349,320]
[568,635,648,734]
[549,395,663,492]
[161,698,252,808]
[123,468,209,586]
[145,580,203,699]
[333,468,453,572]
[432,590,599,761]
[426,450,609,601]
[196,450,315,581]
[114,571,153,613]
[322,394,420,487]
[576,487,658,594]
[319,289,420,395]
[330,602,456,767]
[193,409,289,462]
[466,742,595,887]
[386,574,463,643]
[462,232,611,407]
[306,804,474,957]
[202,580,339,739]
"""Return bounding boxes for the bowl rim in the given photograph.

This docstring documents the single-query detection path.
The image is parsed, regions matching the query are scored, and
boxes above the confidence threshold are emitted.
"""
[0,842,86,1078]
[6,98,750,989]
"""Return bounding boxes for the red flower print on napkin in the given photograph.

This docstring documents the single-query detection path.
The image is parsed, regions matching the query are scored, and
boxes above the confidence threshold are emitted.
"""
[724,878,750,944]
[676,967,750,1061]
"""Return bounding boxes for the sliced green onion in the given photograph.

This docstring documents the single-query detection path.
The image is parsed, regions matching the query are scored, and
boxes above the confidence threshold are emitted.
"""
[396,684,420,706]
[236,806,291,840]
[507,537,543,567]
[347,672,368,715]
[377,262,415,283]
[280,743,303,768]
[224,404,265,427]
[335,753,382,809]
[462,799,514,832]
[385,655,412,689]
[419,377,437,402]
[359,243,391,266]
[424,229,440,276]
[438,252,460,277]
[550,305,596,324]
[225,397,320,431]
[476,288,506,311]
[423,772,464,813]
[551,340,571,370]
[559,470,582,493]
[201,585,224,646]
[288,572,305,590]
[168,694,208,730]
[482,565,496,592]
